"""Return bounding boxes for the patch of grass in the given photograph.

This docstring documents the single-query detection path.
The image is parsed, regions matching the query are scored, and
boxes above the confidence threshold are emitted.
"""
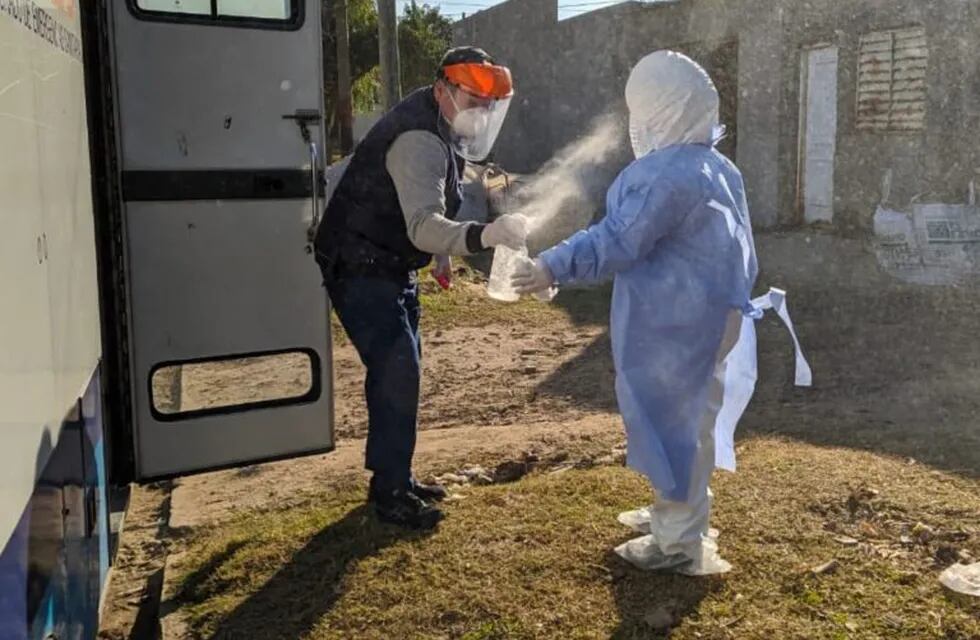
[799,587,824,607]
[460,619,534,640]
[171,442,979,640]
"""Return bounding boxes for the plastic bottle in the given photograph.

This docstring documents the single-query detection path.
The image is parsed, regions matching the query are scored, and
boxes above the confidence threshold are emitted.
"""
[486,244,525,302]
[486,214,558,302]
[487,245,558,302]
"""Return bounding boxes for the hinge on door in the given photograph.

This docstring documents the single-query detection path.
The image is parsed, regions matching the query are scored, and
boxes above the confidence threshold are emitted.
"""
[283,109,322,144]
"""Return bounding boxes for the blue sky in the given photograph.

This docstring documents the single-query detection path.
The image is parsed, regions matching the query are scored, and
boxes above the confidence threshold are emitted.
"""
[395,0,628,22]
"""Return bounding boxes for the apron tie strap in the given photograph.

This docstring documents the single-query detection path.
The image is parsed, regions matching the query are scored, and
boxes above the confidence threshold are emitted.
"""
[747,287,812,387]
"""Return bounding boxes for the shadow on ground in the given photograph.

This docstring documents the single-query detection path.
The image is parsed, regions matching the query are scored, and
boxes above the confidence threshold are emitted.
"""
[170,505,433,640]
[606,551,721,639]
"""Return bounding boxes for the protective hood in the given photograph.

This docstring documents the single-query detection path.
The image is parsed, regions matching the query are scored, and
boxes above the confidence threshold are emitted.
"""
[625,50,720,158]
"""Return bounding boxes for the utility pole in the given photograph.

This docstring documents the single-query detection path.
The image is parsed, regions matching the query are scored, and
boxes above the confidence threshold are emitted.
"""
[378,0,401,110]
[335,0,354,154]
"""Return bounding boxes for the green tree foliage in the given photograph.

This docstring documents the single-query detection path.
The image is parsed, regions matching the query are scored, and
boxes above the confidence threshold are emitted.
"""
[322,0,453,152]
[398,2,454,94]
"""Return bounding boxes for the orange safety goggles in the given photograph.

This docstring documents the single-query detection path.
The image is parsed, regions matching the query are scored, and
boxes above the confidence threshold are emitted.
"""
[441,62,514,100]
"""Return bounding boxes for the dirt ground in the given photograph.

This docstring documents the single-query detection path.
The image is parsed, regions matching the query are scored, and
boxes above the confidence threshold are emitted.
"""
[98,232,980,639]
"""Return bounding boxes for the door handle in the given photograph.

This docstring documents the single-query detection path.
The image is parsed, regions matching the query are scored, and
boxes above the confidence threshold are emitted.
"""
[283,110,324,249]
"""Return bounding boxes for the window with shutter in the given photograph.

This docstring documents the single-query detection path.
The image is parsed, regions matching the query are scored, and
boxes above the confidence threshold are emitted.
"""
[857,26,928,132]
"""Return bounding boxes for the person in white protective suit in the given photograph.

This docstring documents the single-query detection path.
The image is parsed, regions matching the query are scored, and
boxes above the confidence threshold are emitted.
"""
[512,50,811,574]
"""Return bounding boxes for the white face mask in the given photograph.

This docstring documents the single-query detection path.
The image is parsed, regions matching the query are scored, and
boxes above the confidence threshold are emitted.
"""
[451,105,490,141]
[444,86,512,162]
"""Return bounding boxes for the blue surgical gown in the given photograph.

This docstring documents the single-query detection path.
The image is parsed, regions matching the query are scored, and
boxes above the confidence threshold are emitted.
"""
[539,144,758,503]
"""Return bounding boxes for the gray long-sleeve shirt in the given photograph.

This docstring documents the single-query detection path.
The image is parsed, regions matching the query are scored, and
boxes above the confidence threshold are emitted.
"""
[385,130,483,256]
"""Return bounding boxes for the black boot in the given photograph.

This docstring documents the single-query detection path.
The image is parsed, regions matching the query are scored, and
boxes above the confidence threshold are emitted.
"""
[373,488,443,530]
[368,476,447,503]
[411,478,448,503]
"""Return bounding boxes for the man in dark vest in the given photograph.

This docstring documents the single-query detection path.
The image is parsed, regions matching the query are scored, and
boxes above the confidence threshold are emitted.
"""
[314,47,526,529]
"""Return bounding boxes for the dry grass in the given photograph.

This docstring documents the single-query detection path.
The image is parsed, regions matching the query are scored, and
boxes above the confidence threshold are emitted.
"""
[169,440,979,640]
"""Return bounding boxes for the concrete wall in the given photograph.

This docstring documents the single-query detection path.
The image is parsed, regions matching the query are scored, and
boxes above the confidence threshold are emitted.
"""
[454,0,786,226]
[777,0,980,230]
[454,0,980,231]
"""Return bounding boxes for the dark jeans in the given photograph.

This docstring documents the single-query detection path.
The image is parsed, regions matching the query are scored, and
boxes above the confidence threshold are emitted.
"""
[325,273,421,493]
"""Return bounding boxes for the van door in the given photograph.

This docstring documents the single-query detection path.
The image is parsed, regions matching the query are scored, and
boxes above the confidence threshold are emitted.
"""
[109,0,333,480]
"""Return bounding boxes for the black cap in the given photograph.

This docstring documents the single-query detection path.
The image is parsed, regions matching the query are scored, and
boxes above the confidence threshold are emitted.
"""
[437,46,496,78]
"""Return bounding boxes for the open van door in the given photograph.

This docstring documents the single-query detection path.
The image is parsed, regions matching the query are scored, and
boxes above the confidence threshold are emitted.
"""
[109,0,333,480]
